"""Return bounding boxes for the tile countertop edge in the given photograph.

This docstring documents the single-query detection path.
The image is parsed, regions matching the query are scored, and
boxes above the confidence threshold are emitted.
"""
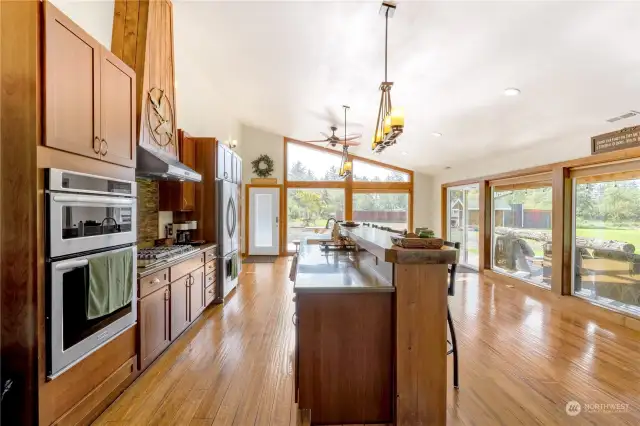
[137,243,217,278]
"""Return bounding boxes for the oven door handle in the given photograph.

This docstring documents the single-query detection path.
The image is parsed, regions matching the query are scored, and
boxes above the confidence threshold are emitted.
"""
[55,259,89,271]
[52,194,135,206]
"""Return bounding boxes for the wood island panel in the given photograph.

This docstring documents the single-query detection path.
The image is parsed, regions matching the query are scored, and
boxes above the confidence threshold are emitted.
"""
[297,292,393,425]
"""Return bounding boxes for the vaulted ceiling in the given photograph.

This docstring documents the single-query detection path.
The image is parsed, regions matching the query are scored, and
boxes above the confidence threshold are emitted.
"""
[171,0,640,174]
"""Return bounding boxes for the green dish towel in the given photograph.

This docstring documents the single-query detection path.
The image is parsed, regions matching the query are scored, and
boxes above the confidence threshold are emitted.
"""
[87,250,133,320]
[231,252,238,279]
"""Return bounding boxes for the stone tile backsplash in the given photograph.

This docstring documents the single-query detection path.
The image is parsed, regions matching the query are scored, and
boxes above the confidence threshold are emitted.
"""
[137,179,159,246]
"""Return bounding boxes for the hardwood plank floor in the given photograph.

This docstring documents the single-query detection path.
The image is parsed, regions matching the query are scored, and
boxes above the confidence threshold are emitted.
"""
[94,258,640,426]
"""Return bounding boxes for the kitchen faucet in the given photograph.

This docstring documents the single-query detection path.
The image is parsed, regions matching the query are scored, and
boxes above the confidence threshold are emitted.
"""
[325,217,337,229]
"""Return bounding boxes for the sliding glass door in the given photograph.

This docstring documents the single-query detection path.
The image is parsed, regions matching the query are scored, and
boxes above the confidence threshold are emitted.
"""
[447,184,480,269]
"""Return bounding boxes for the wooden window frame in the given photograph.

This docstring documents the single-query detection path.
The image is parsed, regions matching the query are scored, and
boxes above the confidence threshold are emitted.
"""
[440,145,640,329]
[284,139,414,254]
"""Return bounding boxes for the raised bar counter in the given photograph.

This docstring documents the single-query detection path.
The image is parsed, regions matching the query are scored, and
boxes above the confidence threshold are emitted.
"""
[345,226,458,264]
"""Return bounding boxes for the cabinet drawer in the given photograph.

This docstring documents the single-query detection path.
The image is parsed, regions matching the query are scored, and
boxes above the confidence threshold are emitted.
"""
[205,272,216,289]
[170,253,205,282]
[205,284,216,306]
[204,248,216,263]
[205,260,215,276]
[139,269,169,299]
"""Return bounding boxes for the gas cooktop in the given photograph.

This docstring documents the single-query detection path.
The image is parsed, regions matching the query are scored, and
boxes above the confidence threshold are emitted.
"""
[137,245,200,268]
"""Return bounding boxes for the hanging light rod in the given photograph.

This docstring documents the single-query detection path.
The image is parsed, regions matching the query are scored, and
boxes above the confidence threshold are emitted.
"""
[372,1,404,154]
[339,105,353,179]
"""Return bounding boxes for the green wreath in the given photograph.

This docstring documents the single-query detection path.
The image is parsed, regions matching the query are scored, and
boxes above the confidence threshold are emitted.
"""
[251,154,274,178]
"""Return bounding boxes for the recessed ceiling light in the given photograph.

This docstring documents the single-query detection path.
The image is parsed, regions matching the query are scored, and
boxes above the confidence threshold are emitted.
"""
[504,87,521,96]
[444,166,452,170]
[431,132,442,137]
[401,151,408,155]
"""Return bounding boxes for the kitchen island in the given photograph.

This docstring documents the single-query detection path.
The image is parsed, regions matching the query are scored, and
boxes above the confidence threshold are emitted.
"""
[292,226,458,426]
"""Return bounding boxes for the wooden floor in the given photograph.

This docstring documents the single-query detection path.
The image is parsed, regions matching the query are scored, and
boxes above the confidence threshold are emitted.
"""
[94,258,640,426]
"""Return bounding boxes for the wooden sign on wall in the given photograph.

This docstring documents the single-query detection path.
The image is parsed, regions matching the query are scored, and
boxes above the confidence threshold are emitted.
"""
[591,126,640,155]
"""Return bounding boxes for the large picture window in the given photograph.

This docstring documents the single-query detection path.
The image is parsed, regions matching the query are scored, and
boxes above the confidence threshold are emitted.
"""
[492,185,552,288]
[573,177,640,316]
[284,141,414,253]
[286,188,345,251]
[287,143,343,181]
[353,192,409,231]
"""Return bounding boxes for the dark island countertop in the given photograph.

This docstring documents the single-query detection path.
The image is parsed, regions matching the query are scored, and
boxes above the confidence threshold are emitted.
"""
[344,226,459,265]
[293,243,394,294]
[137,243,217,278]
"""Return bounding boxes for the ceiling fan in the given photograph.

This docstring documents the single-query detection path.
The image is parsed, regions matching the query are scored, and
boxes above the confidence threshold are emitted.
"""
[301,126,362,147]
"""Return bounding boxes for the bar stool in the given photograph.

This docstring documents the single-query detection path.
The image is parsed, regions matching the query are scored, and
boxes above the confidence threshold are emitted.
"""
[292,240,301,254]
[444,240,460,389]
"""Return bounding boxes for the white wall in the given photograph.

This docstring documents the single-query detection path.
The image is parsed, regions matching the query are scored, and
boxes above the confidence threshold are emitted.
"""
[430,133,595,237]
[413,172,434,231]
[49,0,114,49]
[237,124,285,184]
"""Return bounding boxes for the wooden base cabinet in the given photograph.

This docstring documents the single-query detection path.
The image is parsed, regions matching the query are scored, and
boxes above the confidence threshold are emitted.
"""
[189,267,206,321]
[139,286,171,370]
[171,274,191,340]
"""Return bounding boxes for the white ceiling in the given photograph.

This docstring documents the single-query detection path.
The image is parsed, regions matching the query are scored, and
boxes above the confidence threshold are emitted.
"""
[170,1,640,174]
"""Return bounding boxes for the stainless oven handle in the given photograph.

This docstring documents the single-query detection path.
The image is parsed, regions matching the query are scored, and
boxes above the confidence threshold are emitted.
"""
[52,194,135,205]
[55,259,89,271]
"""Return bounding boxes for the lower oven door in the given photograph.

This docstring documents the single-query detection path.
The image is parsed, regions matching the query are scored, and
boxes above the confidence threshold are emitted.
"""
[47,245,137,379]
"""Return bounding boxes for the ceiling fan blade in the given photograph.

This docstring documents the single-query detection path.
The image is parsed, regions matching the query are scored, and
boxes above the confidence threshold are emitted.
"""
[301,139,330,144]
[344,133,362,140]
[320,132,331,139]
[343,140,362,146]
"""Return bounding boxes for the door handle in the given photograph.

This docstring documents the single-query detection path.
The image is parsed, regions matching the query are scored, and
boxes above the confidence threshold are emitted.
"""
[55,259,89,271]
[100,139,108,156]
[93,136,101,154]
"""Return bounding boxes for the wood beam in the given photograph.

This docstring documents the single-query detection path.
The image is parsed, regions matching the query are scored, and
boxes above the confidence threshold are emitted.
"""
[551,167,573,295]
[0,1,40,423]
[478,180,492,272]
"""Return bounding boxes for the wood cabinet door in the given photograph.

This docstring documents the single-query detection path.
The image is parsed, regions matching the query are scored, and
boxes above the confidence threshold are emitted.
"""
[181,135,196,210]
[217,143,226,180]
[189,267,206,321]
[44,2,101,159]
[100,49,136,168]
[139,286,171,370]
[170,276,190,340]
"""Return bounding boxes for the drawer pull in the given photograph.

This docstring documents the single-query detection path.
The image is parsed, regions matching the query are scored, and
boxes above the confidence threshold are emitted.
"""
[152,278,160,285]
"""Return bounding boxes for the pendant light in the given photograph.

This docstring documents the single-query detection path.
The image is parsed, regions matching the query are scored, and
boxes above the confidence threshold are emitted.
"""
[372,1,404,153]
[339,105,353,178]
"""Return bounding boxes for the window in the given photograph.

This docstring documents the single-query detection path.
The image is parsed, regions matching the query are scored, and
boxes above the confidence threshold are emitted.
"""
[573,177,640,316]
[447,184,479,269]
[287,143,343,181]
[492,186,552,288]
[352,160,410,182]
[286,188,345,250]
[353,193,409,231]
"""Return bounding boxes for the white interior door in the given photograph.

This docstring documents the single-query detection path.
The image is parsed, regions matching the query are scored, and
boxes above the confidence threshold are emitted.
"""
[249,187,280,255]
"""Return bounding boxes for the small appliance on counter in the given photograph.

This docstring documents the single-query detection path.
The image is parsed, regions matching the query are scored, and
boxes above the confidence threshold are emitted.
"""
[174,220,198,245]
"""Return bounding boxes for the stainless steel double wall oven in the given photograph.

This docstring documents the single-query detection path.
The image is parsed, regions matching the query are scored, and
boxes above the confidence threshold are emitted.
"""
[46,169,138,379]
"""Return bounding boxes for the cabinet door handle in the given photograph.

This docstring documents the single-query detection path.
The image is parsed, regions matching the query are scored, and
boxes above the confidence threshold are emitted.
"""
[100,139,108,156]
[93,136,101,153]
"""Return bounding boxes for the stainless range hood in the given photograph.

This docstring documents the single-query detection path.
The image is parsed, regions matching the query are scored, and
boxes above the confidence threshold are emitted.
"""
[136,145,202,182]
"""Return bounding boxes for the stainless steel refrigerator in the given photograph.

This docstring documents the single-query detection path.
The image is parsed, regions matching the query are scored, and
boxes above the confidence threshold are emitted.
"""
[217,179,240,299]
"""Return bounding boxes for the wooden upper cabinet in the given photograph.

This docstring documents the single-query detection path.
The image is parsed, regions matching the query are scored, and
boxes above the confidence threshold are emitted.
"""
[100,51,136,167]
[159,130,196,211]
[44,2,136,167]
[44,1,101,159]
[189,267,206,321]
[139,286,171,370]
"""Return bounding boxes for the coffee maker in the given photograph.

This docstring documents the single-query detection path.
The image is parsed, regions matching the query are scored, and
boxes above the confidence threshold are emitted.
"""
[174,221,197,244]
